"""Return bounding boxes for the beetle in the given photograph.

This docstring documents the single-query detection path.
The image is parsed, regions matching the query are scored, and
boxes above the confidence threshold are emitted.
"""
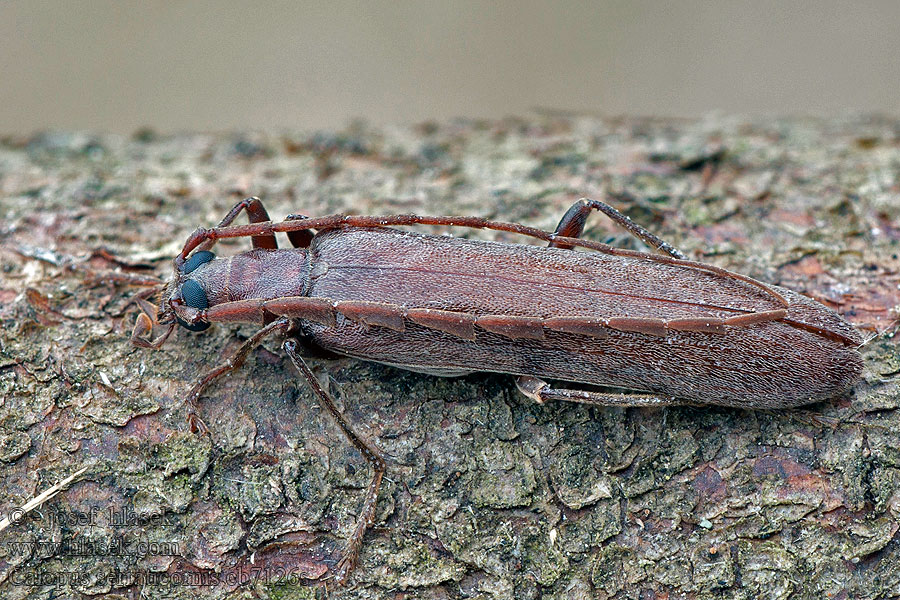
[132,196,863,582]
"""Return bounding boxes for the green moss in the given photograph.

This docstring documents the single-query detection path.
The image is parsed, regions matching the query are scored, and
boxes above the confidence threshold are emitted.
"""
[470,440,537,509]
[152,431,212,478]
[591,544,634,595]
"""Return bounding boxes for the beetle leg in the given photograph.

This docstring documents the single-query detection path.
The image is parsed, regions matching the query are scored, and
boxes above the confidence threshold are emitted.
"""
[551,197,685,259]
[129,287,177,348]
[198,196,278,253]
[131,313,175,349]
[183,317,294,433]
[284,213,315,248]
[282,339,385,585]
[515,376,685,408]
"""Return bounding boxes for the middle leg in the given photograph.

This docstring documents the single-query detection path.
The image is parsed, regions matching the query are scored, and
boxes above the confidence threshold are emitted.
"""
[282,339,385,584]
[283,213,315,248]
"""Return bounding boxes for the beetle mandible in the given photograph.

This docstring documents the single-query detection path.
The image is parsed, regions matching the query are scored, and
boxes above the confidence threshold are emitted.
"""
[132,196,863,583]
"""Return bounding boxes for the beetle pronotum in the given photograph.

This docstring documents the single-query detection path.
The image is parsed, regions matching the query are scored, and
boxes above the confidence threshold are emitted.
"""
[132,196,863,582]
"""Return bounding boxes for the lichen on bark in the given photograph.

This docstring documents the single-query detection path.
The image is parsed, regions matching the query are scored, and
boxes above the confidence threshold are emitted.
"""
[0,116,898,599]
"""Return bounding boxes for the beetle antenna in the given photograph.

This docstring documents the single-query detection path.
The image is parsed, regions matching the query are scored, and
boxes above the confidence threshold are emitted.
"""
[857,316,900,350]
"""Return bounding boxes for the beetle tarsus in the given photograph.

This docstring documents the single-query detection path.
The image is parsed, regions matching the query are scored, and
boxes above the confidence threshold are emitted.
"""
[282,338,385,586]
[186,412,209,435]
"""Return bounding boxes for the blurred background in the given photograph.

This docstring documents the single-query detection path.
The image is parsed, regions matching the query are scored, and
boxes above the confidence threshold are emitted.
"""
[2,0,899,134]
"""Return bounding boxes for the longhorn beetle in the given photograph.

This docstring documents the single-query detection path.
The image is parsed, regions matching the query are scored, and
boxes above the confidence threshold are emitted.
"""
[132,196,863,583]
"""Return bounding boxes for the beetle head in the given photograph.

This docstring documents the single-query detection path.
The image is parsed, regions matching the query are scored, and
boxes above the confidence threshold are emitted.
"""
[132,250,217,348]
[159,250,217,331]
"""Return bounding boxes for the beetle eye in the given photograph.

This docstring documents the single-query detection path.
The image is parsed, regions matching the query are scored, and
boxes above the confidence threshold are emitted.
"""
[183,250,215,274]
[181,280,208,309]
[176,279,210,331]
[176,317,210,332]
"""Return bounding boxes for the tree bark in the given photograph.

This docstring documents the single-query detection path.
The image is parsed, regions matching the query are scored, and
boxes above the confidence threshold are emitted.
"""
[0,117,898,599]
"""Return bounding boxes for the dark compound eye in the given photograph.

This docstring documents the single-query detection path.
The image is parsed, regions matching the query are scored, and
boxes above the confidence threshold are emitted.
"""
[176,279,210,331]
[176,317,210,332]
[181,279,208,309]
[183,250,215,274]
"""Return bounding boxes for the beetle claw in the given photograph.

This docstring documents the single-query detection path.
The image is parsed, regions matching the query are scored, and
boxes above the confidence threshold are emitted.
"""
[130,316,175,350]
[187,412,209,436]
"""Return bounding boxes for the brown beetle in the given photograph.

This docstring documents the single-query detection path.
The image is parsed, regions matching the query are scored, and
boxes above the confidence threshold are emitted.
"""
[133,196,863,582]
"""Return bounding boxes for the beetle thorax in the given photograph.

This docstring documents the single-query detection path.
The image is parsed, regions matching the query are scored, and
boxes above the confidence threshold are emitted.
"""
[187,248,310,307]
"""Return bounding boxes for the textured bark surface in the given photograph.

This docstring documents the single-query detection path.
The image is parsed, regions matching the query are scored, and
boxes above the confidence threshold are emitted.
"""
[0,116,898,599]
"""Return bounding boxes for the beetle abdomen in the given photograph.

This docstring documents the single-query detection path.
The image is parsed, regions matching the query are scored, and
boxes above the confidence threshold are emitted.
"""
[302,227,862,408]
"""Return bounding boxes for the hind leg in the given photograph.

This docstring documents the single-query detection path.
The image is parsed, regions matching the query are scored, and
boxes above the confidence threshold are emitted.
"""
[551,197,685,259]
[515,376,685,408]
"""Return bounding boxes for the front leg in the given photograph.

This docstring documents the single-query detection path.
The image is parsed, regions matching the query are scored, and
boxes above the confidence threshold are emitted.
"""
[183,317,294,433]
[197,196,278,252]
